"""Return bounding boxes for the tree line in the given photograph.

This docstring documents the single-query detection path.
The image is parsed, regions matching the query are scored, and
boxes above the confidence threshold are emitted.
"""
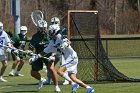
[0,0,139,36]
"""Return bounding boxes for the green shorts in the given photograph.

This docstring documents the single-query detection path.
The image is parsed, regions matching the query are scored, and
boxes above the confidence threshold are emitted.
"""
[11,51,26,61]
[31,53,59,71]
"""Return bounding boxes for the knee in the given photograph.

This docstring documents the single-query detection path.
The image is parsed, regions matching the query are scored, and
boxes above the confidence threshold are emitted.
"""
[57,69,62,76]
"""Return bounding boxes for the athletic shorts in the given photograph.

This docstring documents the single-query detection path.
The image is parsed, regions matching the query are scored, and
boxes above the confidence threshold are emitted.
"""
[31,53,59,71]
[11,51,26,61]
[61,56,78,74]
[0,55,8,62]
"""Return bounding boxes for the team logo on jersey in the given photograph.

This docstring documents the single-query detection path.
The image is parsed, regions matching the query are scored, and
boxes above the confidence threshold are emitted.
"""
[39,41,49,47]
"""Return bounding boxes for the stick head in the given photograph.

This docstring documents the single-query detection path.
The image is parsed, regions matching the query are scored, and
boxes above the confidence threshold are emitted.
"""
[31,10,44,27]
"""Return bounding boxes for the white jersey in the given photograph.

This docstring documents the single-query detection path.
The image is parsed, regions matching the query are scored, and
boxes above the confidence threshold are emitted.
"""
[0,31,11,55]
[43,34,78,65]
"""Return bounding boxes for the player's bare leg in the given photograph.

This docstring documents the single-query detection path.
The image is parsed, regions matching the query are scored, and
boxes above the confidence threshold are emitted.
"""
[15,59,24,76]
[9,57,20,76]
[57,67,79,92]
[31,70,46,90]
[47,62,60,92]
[70,73,94,93]
[0,60,8,82]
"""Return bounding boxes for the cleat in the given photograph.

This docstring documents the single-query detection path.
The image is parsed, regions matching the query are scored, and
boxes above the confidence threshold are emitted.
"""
[55,86,61,92]
[15,73,24,76]
[9,72,14,76]
[86,87,94,93]
[36,78,46,90]
[0,77,7,82]
[63,80,70,85]
[71,83,79,93]
[43,80,51,85]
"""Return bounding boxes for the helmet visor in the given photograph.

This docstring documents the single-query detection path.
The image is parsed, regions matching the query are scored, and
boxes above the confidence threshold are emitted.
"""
[51,21,59,25]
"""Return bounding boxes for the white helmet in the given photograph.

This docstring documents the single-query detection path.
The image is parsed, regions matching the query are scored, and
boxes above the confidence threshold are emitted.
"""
[48,24,60,35]
[51,17,60,25]
[0,22,3,32]
[37,20,47,28]
[20,26,27,35]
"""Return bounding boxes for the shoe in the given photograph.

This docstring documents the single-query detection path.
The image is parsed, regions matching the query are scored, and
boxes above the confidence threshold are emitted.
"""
[63,80,70,85]
[15,73,24,76]
[36,78,46,90]
[86,87,94,93]
[55,86,61,92]
[0,77,7,82]
[71,83,79,93]
[9,72,14,76]
[43,79,51,85]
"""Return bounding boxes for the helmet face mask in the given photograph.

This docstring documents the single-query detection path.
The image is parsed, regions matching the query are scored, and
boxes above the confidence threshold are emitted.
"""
[20,26,27,35]
[48,24,60,37]
[37,20,47,35]
[38,27,46,35]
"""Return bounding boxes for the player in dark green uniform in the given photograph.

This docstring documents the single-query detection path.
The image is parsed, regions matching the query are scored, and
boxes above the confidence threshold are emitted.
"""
[28,20,60,91]
[9,26,28,76]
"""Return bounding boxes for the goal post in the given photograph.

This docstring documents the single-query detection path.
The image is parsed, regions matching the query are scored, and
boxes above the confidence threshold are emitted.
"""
[67,10,140,83]
[67,10,99,82]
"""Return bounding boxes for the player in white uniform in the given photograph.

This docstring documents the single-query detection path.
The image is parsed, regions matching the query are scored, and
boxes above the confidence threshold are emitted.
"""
[0,22,12,82]
[30,24,94,93]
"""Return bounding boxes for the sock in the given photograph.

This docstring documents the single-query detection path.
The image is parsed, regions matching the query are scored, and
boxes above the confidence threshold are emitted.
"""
[55,85,59,88]
[15,71,20,74]
[86,86,91,89]
[10,69,14,73]
[63,71,75,84]
[47,71,52,82]
[40,77,46,81]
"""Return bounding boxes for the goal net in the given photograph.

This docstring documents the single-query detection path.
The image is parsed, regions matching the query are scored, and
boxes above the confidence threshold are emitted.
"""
[68,10,140,83]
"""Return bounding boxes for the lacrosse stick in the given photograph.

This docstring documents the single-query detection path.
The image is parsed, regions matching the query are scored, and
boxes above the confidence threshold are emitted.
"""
[31,10,44,26]
[0,44,53,61]
[0,44,35,56]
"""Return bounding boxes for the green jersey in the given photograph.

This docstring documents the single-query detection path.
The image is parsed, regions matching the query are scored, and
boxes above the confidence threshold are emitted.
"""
[11,33,28,60]
[29,32,50,54]
[11,33,28,49]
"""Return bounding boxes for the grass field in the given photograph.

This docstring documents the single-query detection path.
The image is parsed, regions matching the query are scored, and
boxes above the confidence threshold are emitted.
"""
[0,58,140,93]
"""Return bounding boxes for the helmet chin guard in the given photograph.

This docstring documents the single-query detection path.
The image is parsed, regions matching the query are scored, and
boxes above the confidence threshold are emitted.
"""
[20,26,27,35]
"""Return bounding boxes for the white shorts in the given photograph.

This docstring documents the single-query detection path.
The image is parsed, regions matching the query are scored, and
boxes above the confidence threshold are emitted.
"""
[61,57,78,74]
[0,55,8,62]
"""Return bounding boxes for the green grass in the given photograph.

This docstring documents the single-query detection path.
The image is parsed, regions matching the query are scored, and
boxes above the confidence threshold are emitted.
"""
[0,58,140,93]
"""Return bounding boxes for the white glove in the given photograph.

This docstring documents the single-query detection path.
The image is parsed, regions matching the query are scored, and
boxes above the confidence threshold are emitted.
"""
[13,49,19,54]
[28,55,38,65]
[25,50,33,56]
[6,47,13,53]
[48,55,55,62]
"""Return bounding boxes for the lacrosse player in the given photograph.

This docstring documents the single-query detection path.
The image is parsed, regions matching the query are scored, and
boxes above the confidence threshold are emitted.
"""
[9,26,28,76]
[28,20,60,92]
[0,22,12,82]
[44,17,69,85]
[30,24,94,93]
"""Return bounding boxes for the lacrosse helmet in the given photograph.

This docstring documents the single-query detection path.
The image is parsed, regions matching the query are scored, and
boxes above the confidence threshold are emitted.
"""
[20,26,27,35]
[48,24,60,35]
[0,22,3,32]
[37,20,48,35]
[51,17,60,25]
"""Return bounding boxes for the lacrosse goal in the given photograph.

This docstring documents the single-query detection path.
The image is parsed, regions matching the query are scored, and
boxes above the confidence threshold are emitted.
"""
[67,10,140,83]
